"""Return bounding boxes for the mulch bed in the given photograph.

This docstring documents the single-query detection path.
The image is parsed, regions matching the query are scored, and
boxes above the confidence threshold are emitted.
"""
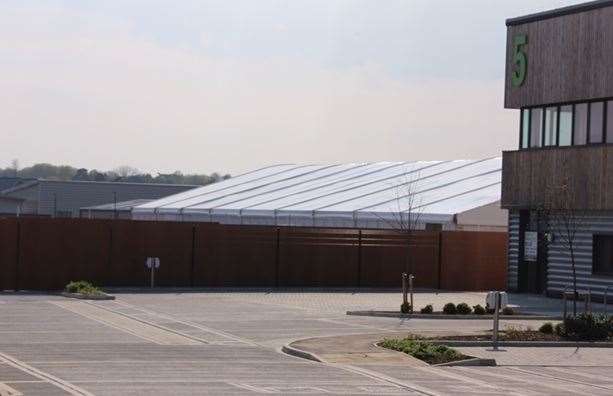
[427,330,562,342]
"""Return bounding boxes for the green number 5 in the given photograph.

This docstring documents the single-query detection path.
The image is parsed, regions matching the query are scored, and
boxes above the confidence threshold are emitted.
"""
[511,34,527,87]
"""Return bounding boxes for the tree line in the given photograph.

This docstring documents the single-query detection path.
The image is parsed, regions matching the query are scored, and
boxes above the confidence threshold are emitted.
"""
[1,161,230,186]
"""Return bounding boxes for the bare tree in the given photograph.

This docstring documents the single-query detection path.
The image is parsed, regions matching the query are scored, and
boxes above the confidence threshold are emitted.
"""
[113,165,140,178]
[544,179,584,317]
[373,169,424,307]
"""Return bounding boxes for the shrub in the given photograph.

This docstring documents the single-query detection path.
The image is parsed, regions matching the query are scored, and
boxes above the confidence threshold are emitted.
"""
[554,323,564,336]
[560,313,611,341]
[502,307,514,315]
[442,303,457,315]
[65,280,102,295]
[456,303,472,315]
[380,337,467,365]
[539,322,554,334]
[400,302,412,314]
[420,304,433,314]
[66,280,93,293]
[472,304,486,315]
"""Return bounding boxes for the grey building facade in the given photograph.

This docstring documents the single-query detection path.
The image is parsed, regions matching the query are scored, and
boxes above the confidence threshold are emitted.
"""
[0,180,197,218]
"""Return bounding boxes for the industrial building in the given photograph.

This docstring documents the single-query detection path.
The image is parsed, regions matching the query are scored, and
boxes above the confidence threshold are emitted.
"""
[79,199,153,220]
[0,179,197,218]
[134,158,506,231]
[502,0,613,298]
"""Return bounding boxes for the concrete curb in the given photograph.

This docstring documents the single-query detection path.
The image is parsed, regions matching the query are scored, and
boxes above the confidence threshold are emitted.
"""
[281,344,324,362]
[433,357,497,367]
[427,340,613,347]
[347,310,561,320]
[60,292,115,301]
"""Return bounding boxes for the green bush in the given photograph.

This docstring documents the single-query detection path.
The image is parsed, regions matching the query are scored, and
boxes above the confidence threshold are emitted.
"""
[539,322,554,334]
[420,304,433,314]
[400,302,412,314]
[380,337,467,365]
[65,280,102,295]
[442,303,457,315]
[502,307,514,315]
[560,313,611,341]
[472,304,486,315]
[555,323,564,336]
[456,303,472,315]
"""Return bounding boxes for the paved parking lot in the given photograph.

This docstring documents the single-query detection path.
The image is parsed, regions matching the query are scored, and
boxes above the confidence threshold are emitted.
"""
[0,291,611,395]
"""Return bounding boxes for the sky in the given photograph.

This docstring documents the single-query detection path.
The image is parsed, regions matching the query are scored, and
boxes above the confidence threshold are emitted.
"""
[1,0,583,175]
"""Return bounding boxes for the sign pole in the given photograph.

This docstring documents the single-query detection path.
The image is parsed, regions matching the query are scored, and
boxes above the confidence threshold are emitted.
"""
[492,291,500,351]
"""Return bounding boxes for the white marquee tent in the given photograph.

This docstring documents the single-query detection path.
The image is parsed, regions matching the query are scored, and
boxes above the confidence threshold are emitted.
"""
[133,158,506,230]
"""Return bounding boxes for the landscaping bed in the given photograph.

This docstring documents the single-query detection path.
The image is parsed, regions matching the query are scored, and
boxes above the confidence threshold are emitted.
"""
[379,337,472,365]
[61,281,115,300]
[407,315,613,343]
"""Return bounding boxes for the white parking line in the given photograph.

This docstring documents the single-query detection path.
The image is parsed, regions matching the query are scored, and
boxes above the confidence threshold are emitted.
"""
[51,301,203,346]
[0,352,94,396]
[108,300,259,346]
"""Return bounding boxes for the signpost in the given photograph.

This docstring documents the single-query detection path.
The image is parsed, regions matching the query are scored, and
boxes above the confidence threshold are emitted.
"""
[486,291,508,351]
[492,292,501,351]
[146,257,160,288]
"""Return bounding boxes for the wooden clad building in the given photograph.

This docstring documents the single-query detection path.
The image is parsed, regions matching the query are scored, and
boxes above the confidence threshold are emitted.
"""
[502,0,613,298]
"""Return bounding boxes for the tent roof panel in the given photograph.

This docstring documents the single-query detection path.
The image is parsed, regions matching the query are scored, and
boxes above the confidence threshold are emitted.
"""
[136,158,502,219]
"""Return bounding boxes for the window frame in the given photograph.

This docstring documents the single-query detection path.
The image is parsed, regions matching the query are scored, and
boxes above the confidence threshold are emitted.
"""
[587,101,605,145]
[518,97,613,150]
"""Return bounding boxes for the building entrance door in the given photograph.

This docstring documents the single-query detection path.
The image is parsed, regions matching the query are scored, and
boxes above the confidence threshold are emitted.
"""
[517,211,547,294]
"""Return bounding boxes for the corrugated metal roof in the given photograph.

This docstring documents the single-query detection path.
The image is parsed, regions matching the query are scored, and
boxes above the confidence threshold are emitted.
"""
[80,199,153,211]
[0,177,34,194]
[134,158,502,227]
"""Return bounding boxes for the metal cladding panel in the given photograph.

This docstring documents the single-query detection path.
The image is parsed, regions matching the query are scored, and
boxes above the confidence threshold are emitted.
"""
[547,211,613,296]
[36,181,196,217]
[508,211,520,291]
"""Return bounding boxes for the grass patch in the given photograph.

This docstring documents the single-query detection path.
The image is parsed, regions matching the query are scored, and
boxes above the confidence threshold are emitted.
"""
[379,337,469,365]
[65,280,103,296]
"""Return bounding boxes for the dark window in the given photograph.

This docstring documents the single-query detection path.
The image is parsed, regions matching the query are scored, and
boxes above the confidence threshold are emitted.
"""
[589,102,604,143]
[530,108,543,148]
[559,105,572,146]
[544,106,558,146]
[607,101,613,143]
[593,235,613,276]
[574,103,588,145]
[521,109,530,149]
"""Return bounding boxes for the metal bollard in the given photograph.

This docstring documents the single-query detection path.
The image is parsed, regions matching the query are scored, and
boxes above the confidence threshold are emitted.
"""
[408,274,415,314]
[402,273,408,306]
[492,291,501,351]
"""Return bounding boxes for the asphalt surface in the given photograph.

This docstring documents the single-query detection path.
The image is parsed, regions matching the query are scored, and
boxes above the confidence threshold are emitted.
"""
[0,290,611,395]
